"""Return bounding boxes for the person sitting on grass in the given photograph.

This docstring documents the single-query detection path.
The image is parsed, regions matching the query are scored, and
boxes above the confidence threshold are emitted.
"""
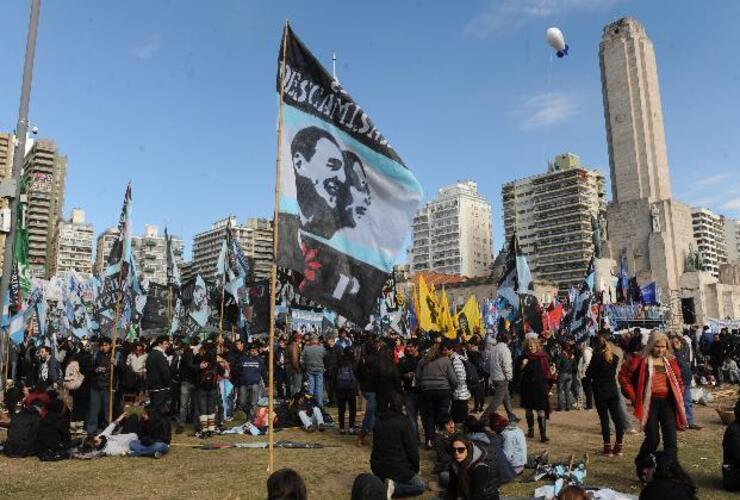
[34,396,72,460]
[446,434,500,500]
[722,399,740,491]
[289,391,325,432]
[267,468,308,500]
[370,391,425,498]
[638,451,697,500]
[433,416,457,489]
[129,404,172,459]
[489,412,527,475]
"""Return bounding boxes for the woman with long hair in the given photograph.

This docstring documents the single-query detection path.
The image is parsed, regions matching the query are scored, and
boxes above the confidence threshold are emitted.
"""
[333,347,359,435]
[445,433,500,500]
[416,342,458,449]
[520,337,554,443]
[619,331,687,479]
[586,335,625,456]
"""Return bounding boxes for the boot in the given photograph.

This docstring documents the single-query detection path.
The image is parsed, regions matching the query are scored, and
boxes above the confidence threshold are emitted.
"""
[208,414,217,434]
[356,430,368,447]
[526,414,535,438]
[603,442,613,457]
[537,416,549,443]
[613,442,623,456]
[198,416,208,436]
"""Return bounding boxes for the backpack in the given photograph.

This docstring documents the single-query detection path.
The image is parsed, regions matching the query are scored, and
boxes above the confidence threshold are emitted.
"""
[335,365,357,391]
[63,360,85,391]
[463,359,480,387]
[4,407,41,457]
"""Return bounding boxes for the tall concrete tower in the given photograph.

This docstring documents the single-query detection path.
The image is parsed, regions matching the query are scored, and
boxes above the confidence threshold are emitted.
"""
[600,18,696,315]
[600,17,671,204]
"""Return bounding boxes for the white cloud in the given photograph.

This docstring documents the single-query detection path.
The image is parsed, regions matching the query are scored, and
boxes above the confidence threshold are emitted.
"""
[516,92,578,130]
[464,0,624,38]
[722,197,740,211]
[133,34,162,61]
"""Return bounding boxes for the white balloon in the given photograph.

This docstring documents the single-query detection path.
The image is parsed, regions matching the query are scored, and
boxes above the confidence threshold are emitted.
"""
[546,27,566,52]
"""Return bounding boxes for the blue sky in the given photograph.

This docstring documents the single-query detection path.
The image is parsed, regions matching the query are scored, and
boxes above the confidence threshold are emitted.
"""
[1,0,738,262]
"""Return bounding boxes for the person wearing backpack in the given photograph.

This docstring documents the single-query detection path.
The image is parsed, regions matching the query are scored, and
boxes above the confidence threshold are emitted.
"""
[196,349,223,437]
[64,346,91,435]
[333,347,359,434]
[467,341,487,413]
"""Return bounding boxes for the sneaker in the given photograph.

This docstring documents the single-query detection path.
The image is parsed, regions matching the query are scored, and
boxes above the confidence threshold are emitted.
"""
[153,450,163,459]
[425,440,433,450]
[688,424,703,430]
[384,478,395,499]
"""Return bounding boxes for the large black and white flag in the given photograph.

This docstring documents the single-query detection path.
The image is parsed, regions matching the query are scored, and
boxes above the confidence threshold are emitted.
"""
[275,25,423,324]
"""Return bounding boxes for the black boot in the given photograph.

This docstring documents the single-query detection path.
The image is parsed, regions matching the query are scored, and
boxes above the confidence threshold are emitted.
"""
[537,416,549,443]
[526,414,535,438]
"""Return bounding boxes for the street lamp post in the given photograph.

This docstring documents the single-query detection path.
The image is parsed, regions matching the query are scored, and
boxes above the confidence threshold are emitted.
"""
[0,0,42,389]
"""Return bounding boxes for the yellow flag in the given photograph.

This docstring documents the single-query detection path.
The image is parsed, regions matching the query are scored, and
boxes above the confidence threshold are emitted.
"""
[455,295,482,341]
[438,288,457,339]
[417,275,440,332]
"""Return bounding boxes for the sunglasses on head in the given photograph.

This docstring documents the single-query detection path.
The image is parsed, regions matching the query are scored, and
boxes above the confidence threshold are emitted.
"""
[453,446,467,454]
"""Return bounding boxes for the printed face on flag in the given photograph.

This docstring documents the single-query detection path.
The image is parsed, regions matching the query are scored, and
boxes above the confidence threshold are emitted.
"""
[276,26,422,324]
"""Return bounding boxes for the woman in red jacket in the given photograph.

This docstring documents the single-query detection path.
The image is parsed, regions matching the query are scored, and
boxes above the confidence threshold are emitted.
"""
[619,331,687,479]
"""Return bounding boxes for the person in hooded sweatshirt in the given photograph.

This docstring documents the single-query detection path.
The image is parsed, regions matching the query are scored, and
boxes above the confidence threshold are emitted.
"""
[129,404,171,458]
[446,434,500,500]
[370,391,425,498]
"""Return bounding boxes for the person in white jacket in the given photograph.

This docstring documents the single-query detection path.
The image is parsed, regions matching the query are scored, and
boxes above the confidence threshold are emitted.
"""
[78,412,138,457]
[448,341,470,424]
[482,333,519,423]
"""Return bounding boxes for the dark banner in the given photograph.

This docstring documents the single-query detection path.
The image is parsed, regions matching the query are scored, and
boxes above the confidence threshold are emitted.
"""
[141,283,169,331]
[275,25,422,325]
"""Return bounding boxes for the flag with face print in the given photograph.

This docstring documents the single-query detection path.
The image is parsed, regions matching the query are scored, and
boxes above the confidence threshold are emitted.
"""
[275,25,423,324]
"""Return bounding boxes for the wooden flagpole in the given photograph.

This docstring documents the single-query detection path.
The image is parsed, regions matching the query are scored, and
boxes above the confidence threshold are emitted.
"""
[267,21,289,474]
[219,268,226,333]
[108,285,123,425]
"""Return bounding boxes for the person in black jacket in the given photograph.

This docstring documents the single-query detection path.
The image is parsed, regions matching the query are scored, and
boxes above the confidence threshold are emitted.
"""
[86,338,115,435]
[670,335,701,430]
[370,391,425,498]
[586,335,625,457]
[398,341,422,439]
[146,336,171,413]
[446,434,499,500]
[722,399,740,491]
[323,337,339,407]
[357,339,380,446]
[173,338,198,433]
[4,400,43,457]
[35,397,72,459]
[129,405,171,458]
[639,451,697,500]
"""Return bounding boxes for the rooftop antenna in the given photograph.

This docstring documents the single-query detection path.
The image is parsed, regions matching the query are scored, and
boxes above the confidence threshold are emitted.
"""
[331,51,339,83]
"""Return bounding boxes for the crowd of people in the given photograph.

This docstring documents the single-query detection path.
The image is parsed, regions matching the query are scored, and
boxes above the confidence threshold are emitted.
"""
[2,321,740,498]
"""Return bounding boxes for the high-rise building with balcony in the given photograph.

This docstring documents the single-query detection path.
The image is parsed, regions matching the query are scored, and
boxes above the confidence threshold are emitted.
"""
[691,208,728,278]
[48,208,94,279]
[723,217,740,263]
[94,227,119,276]
[410,181,493,277]
[23,140,67,278]
[502,153,607,291]
[131,225,183,285]
[192,216,274,282]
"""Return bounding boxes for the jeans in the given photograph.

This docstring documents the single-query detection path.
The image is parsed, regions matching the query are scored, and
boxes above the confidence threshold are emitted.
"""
[421,389,451,443]
[483,379,517,421]
[595,395,624,444]
[275,368,287,400]
[337,389,357,429]
[198,388,218,416]
[306,370,325,407]
[287,368,303,397]
[129,440,170,457]
[177,381,196,425]
[238,384,261,421]
[391,474,426,497]
[361,391,377,434]
[683,385,695,426]
[298,406,325,429]
[86,387,110,434]
[636,397,678,471]
[404,392,420,438]
[557,374,574,410]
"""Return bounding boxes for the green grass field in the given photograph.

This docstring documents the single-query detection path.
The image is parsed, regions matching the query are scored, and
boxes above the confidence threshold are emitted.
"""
[0,393,737,499]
